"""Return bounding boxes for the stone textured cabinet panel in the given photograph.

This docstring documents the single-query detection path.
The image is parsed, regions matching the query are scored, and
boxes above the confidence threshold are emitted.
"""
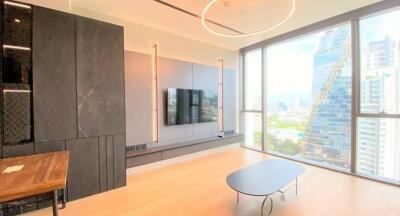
[33,6,77,142]
[113,134,126,188]
[34,140,66,154]
[66,138,100,201]
[76,16,125,138]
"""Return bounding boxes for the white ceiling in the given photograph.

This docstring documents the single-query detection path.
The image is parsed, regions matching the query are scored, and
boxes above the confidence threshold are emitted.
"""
[71,0,382,50]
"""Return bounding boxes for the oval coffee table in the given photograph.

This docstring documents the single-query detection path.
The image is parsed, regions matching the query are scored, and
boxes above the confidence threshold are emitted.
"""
[226,159,305,216]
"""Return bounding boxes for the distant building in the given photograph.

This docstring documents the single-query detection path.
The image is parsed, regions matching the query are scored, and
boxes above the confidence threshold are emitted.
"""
[358,36,400,180]
[303,26,352,169]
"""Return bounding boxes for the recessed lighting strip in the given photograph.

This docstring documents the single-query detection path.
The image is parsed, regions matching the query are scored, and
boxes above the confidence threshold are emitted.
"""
[152,0,243,34]
[201,0,296,38]
[4,1,31,9]
[3,89,31,93]
[3,45,31,51]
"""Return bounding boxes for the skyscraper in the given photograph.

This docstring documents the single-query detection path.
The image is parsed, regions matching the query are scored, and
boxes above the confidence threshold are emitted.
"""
[303,26,352,168]
[358,36,400,180]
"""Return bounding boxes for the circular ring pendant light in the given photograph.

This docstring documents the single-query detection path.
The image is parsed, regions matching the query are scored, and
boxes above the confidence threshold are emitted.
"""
[201,0,296,38]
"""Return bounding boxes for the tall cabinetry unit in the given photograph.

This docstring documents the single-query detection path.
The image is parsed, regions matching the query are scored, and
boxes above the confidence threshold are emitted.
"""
[1,0,34,158]
[1,2,126,214]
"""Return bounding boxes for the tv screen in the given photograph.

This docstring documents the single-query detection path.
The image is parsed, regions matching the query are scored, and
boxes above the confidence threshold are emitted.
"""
[167,88,218,126]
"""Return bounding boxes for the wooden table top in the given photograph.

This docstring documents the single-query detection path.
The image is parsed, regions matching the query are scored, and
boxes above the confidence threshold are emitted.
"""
[0,151,69,203]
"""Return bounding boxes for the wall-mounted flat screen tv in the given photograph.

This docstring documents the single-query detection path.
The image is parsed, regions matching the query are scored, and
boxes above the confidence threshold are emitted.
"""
[167,88,218,126]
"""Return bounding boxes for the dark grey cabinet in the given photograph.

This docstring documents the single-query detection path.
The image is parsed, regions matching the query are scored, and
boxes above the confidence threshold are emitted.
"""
[113,134,126,188]
[0,4,126,212]
[76,16,125,138]
[66,138,100,201]
[32,6,77,142]
[106,135,114,190]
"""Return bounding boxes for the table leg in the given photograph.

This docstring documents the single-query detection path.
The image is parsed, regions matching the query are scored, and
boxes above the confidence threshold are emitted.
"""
[52,190,58,216]
[60,188,67,209]
[237,192,239,204]
[260,196,273,216]
[296,177,298,195]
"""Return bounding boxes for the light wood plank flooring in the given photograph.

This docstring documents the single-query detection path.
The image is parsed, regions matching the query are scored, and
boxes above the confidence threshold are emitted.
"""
[28,144,400,216]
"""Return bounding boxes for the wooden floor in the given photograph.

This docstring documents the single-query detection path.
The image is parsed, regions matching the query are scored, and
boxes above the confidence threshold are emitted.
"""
[28,144,400,216]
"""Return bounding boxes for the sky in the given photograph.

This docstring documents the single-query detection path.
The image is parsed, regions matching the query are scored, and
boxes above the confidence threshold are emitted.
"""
[245,9,399,107]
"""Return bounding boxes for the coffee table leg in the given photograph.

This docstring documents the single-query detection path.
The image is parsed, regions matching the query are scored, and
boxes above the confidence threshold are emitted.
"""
[261,196,273,216]
[52,190,58,216]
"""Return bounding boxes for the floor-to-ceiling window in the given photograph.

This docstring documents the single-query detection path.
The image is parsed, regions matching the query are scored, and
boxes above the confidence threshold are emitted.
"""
[266,24,352,170]
[243,49,263,150]
[357,9,400,183]
[240,3,400,184]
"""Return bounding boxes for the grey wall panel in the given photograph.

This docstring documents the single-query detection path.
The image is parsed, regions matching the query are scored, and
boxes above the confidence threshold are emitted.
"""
[158,57,194,143]
[76,16,125,138]
[113,134,126,188]
[66,138,100,200]
[106,136,114,190]
[126,152,162,167]
[192,64,219,137]
[125,51,152,146]
[2,143,34,158]
[223,69,236,132]
[98,136,107,192]
[35,140,65,154]
[32,6,77,142]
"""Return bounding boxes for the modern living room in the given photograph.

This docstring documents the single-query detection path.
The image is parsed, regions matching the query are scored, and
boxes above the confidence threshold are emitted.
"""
[0,0,399,215]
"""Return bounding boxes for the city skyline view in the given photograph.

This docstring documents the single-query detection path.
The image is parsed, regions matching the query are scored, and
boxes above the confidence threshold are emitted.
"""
[244,9,400,182]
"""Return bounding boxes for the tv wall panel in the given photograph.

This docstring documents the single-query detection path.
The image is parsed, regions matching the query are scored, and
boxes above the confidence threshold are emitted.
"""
[223,69,236,132]
[125,51,152,146]
[158,57,194,143]
[192,63,219,137]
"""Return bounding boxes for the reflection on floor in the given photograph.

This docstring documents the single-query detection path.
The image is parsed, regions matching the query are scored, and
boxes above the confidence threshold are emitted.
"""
[27,144,400,216]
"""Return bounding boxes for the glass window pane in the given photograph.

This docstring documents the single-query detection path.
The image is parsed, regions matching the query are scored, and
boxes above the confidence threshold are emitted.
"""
[266,24,352,170]
[357,117,400,183]
[244,49,262,111]
[243,112,262,150]
[360,10,400,114]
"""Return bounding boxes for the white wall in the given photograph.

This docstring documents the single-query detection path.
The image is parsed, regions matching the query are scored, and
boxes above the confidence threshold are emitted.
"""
[71,7,239,70]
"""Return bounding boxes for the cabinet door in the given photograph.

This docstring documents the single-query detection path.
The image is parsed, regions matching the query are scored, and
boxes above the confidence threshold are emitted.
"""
[66,138,100,201]
[33,6,77,142]
[76,16,125,138]
[0,0,3,158]
[113,134,126,188]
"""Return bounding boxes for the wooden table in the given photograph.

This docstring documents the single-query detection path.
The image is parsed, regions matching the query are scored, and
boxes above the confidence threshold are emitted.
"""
[0,151,69,216]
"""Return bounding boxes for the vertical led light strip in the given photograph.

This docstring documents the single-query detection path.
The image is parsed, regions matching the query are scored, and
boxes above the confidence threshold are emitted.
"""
[218,59,224,133]
[4,1,31,9]
[152,44,159,143]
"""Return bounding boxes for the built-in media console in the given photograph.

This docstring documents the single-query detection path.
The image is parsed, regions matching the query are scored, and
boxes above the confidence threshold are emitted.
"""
[166,88,218,126]
[126,134,243,168]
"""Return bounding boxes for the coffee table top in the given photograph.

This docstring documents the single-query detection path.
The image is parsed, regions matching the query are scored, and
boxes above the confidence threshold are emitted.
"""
[226,159,305,196]
[0,151,69,203]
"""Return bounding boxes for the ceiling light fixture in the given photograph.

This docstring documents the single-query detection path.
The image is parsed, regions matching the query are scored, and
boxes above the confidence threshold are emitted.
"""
[201,0,296,38]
